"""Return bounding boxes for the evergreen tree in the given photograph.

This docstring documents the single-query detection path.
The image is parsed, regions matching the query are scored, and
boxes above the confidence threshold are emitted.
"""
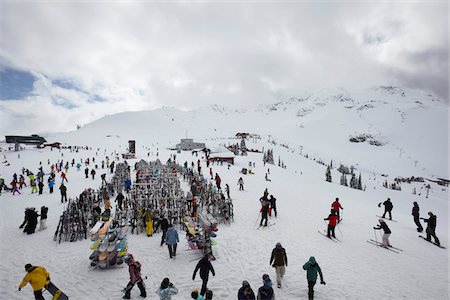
[278,156,281,167]
[357,173,362,190]
[350,173,357,188]
[340,173,348,186]
[326,165,332,182]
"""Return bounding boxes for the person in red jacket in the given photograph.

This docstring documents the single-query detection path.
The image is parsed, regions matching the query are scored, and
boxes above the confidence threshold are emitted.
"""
[123,254,146,299]
[324,209,338,238]
[331,198,343,223]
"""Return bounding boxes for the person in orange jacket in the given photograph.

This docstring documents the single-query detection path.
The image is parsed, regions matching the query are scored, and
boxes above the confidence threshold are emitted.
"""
[18,264,50,300]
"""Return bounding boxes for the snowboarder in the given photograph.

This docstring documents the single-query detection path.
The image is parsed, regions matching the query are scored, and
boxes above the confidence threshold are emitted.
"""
[380,198,393,220]
[331,198,343,222]
[238,177,244,191]
[374,219,391,247]
[225,183,230,199]
[421,212,440,246]
[192,254,215,296]
[18,264,50,300]
[91,169,96,179]
[165,224,179,259]
[270,242,287,288]
[259,197,270,227]
[257,274,274,300]
[39,206,48,231]
[269,195,277,217]
[156,277,178,300]
[412,202,423,232]
[238,280,256,300]
[324,209,338,238]
[59,183,67,203]
[116,191,125,211]
[156,215,169,246]
[303,256,325,300]
[123,254,147,299]
[85,167,89,178]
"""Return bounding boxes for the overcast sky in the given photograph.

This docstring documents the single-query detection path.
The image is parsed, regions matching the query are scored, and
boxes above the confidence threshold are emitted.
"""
[0,0,448,135]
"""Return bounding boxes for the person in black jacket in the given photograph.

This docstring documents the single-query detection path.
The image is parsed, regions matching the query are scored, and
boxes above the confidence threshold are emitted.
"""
[238,280,255,300]
[192,254,215,296]
[260,198,270,227]
[59,183,67,203]
[381,198,393,220]
[39,206,48,231]
[374,219,391,247]
[156,216,169,246]
[19,208,33,229]
[412,202,423,232]
[269,195,277,217]
[270,242,287,288]
[421,212,440,246]
[24,209,39,234]
[115,192,124,211]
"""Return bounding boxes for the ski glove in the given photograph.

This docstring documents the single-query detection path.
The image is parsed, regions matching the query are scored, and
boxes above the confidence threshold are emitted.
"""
[321,281,326,285]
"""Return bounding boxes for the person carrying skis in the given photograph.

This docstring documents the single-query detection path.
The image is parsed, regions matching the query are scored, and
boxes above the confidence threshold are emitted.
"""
[331,198,343,222]
[59,183,67,203]
[421,212,440,246]
[270,242,287,288]
[259,197,270,227]
[324,209,338,239]
[238,280,256,300]
[192,253,215,296]
[373,219,391,247]
[380,198,393,220]
[412,202,423,232]
[238,177,244,191]
[302,256,325,300]
[165,224,179,259]
[257,274,274,300]
[18,264,50,300]
[156,277,178,300]
[39,206,48,231]
[123,254,147,299]
[269,195,277,217]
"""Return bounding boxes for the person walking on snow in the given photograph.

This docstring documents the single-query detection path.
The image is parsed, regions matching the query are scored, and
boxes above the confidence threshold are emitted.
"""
[374,219,391,247]
[270,242,287,288]
[30,178,38,194]
[59,183,67,203]
[238,177,244,191]
[165,224,179,259]
[324,209,338,238]
[85,167,89,179]
[61,171,68,182]
[412,202,423,232]
[192,254,215,296]
[380,198,393,220]
[238,280,256,300]
[303,256,325,300]
[331,198,343,222]
[156,215,169,246]
[91,169,96,180]
[48,178,54,194]
[225,184,230,199]
[269,195,277,217]
[116,191,125,211]
[257,274,274,300]
[259,197,270,227]
[421,212,440,246]
[18,264,50,300]
[123,254,147,299]
[156,277,178,300]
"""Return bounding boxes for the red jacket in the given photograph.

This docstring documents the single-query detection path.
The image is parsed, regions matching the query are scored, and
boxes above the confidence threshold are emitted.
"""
[332,201,343,212]
[325,214,338,226]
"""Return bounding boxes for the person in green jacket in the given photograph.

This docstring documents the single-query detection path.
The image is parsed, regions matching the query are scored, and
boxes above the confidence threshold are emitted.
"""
[302,257,325,300]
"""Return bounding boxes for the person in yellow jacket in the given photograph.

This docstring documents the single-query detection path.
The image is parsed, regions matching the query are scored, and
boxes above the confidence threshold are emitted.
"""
[18,264,50,300]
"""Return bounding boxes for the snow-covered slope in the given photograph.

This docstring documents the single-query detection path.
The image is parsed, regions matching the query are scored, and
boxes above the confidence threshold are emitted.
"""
[0,86,448,299]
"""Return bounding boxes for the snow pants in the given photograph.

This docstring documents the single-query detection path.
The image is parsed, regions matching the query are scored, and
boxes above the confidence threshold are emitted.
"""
[327,225,336,238]
[275,265,285,284]
[168,244,177,258]
[382,210,392,220]
[31,186,37,193]
[382,233,391,246]
[124,280,146,299]
[426,228,440,245]
[200,275,209,296]
[307,280,316,300]
[33,289,44,300]
[413,216,423,232]
[160,229,167,246]
[39,219,47,230]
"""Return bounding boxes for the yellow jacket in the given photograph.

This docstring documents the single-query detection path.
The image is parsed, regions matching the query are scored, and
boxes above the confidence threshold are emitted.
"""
[19,266,50,291]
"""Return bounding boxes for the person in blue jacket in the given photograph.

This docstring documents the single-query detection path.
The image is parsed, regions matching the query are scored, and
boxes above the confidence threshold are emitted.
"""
[165,224,179,259]
[303,256,325,300]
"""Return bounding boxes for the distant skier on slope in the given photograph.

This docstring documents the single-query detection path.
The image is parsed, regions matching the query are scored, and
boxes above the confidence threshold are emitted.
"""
[237,177,244,191]
[379,198,393,220]
[373,219,391,247]
[331,198,343,222]
[324,209,338,239]
[421,212,440,246]
[411,202,423,232]
[303,257,325,300]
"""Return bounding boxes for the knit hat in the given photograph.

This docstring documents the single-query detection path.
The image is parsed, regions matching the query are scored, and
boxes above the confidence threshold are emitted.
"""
[262,274,270,281]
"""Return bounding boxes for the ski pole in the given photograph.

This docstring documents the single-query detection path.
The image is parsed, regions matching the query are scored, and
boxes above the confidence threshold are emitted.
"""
[374,228,378,244]
[255,211,261,227]
[337,223,343,237]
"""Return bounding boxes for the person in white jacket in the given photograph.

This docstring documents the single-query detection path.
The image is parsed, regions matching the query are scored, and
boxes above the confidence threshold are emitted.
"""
[156,278,178,300]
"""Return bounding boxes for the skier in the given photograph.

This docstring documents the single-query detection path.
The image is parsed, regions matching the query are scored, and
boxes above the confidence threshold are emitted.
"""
[192,254,215,296]
[412,202,423,232]
[269,195,277,217]
[91,169,96,180]
[331,198,343,222]
[59,183,67,203]
[324,209,338,238]
[238,177,244,191]
[165,224,179,259]
[380,198,393,220]
[238,280,256,300]
[373,219,391,247]
[259,197,270,227]
[156,215,169,246]
[85,167,89,179]
[38,206,48,231]
[116,191,125,211]
[257,274,274,300]
[18,264,50,300]
[24,208,39,234]
[270,242,287,288]
[421,212,440,246]
[302,257,325,300]
[156,277,178,300]
[123,254,147,299]
[225,184,230,199]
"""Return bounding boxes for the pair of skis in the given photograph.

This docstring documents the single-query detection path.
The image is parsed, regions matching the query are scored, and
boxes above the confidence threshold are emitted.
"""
[366,239,403,253]
[317,230,341,242]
